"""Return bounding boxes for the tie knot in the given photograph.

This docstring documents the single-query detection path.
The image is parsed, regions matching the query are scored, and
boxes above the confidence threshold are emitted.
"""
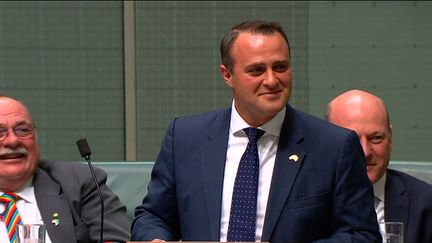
[243,127,265,143]
[0,192,19,204]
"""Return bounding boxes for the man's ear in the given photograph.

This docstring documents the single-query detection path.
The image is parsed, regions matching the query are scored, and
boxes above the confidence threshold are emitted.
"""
[220,64,233,88]
[389,124,393,145]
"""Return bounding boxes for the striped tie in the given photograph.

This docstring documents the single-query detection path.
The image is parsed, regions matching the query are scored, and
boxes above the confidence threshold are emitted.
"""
[0,192,22,243]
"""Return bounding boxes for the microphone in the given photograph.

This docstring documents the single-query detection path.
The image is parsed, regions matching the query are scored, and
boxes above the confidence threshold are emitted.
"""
[76,138,104,243]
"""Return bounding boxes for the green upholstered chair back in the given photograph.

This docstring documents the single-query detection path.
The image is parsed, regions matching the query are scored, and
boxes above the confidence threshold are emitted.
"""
[388,161,432,184]
[92,162,154,221]
[91,161,432,222]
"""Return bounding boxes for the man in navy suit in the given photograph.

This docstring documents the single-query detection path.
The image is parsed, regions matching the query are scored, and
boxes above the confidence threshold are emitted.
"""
[326,89,432,243]
[132,20,381,242]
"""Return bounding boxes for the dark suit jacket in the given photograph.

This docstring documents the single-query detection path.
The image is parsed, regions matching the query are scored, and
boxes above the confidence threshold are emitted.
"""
[385,169,432,243]
[34,160,130,243]
[131,105,381,242]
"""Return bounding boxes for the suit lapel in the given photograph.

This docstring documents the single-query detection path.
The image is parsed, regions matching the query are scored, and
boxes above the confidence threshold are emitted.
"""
[33,168,77,243]
[262,106,306,241]
[201,108,231,240]
[384,170,409,236]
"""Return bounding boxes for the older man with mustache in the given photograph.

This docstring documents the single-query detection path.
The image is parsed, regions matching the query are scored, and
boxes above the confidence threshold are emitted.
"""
[0,95,130,243]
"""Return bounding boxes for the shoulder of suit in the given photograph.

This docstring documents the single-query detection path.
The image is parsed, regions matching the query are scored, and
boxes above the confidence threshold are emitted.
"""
[289,106,354,138]
[387,168,432,195]
[171,107,231,129]
[38,160,89,174]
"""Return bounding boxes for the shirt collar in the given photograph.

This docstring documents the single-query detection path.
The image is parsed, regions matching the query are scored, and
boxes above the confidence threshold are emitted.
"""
[230,99,286,137]
[373,172,386,202]
[1,176,36,203]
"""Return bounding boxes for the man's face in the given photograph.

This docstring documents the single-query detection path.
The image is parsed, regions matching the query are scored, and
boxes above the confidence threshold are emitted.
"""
[220,32,292,127]
[0,98,39,190]
[328,95,392,184]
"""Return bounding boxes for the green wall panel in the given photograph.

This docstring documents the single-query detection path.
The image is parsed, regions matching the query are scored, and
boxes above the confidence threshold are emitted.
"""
[1,1,431,162]
[308,1,432,160]
[0,1,124,161]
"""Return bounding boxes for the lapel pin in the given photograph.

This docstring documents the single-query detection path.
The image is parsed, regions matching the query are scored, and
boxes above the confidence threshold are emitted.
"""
[289,154,299,162]
[52,212,60,226]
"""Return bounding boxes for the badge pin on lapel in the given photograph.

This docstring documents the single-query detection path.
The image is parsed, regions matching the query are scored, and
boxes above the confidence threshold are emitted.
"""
[52,212,60,226]
[289,154,299,162]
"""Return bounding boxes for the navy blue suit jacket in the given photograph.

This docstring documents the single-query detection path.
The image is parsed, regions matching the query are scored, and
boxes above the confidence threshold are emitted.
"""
[385,169,432,243]
[132,105,381,242]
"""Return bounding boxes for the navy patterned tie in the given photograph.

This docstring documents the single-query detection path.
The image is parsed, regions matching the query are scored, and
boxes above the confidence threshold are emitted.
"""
[227,127,265,242]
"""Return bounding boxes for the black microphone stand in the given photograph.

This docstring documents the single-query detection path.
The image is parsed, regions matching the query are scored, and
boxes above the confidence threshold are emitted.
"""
[77,138,104,243]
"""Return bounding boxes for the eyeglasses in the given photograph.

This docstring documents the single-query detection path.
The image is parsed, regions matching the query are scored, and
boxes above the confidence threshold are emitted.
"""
[0,123,36,141]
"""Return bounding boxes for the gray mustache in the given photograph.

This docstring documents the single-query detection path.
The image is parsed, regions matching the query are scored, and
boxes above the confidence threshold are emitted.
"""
[0,147,28,156]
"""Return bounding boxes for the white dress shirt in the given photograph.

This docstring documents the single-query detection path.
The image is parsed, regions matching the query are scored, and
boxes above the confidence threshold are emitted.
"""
[373,172,387,238]
[1,177,52,243]
[220,100,285,242]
